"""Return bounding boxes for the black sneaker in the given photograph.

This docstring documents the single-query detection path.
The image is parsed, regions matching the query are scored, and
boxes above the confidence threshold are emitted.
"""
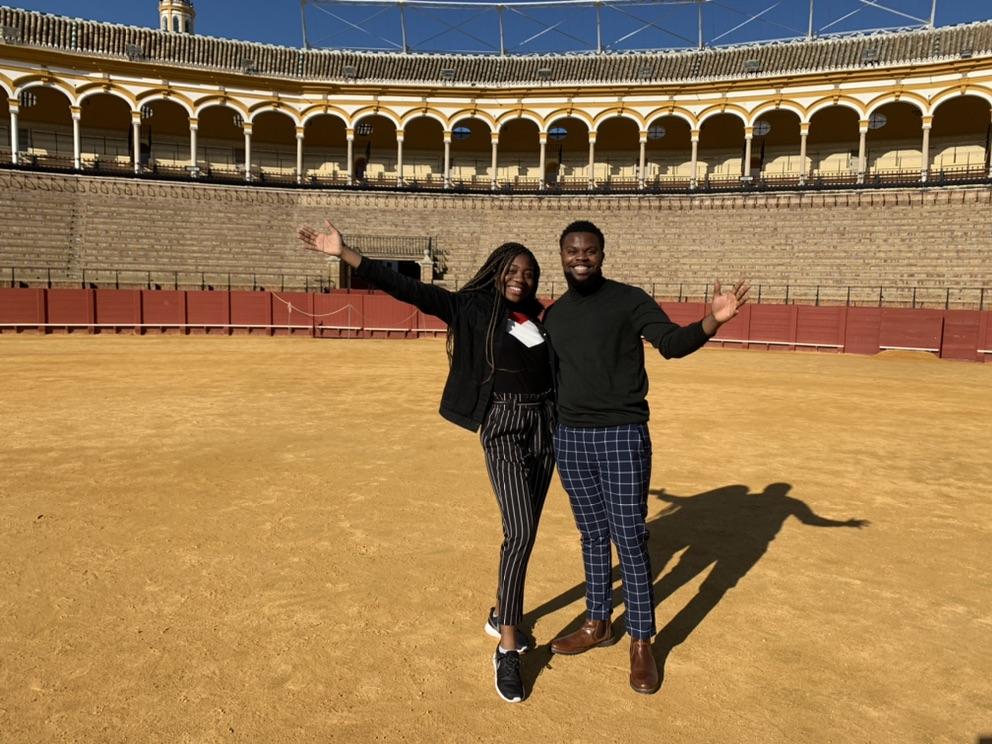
[484,607,531,653]
[492,646,525,703]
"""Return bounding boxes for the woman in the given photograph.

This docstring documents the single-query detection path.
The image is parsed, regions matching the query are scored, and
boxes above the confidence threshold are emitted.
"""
[297,220,555,704]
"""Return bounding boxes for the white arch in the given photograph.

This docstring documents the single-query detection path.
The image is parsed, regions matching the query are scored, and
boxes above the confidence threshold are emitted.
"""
[697,105,748,128]
[301,108,350,127]
[193,97,250,119]
[748,101,805,127]
[449,111,498,134]
[248,105,301,127]
[400,109,447,131]
[352,109,402,131]
[865,93,927,118]
[593,110,643,133]
[136,93,193,117]
[76,86,134,111]
[644,108,696,130]
[14,78,77,107]
[805,97,866,122]
[929,87,992,116]
[496,110,544,132]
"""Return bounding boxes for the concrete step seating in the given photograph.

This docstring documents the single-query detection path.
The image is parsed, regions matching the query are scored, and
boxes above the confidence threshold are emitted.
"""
[0,170,989,305]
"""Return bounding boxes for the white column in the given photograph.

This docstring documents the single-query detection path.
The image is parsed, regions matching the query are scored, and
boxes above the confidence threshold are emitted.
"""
[71,107,81,170]
[443,133,452,188]
[296,127,305,184]
[690,130,700,189]
[9,101,19,165]
[188,116,198,173]
[132,112,142,174]
[243,123,253,182]
[396,131,404,186]
[985,109,992,178]
[799,122,809,185]
[538,133,547,190]
[989,110,992,178]
[346,132,354,185]
[743,128,753,180]
[490,133,499,190]
[638,132,647,189]
[587,132,596,190]
[857,119,868,183]
[920,117,932,183]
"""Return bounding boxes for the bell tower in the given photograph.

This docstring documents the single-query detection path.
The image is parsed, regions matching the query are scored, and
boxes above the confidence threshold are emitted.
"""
[159,0,195,34]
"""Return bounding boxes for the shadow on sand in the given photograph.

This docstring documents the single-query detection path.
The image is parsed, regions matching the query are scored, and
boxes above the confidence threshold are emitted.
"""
[520,482,868,694]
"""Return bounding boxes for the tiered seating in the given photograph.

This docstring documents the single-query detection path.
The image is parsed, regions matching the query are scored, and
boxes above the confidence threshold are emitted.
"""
[0,171,332,290]
[1,170,989,307]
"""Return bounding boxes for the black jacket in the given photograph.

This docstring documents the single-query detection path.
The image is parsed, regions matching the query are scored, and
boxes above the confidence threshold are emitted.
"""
[353,257,553,432]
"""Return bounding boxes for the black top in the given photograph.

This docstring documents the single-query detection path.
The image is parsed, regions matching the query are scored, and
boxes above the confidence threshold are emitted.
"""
[352,257,554,431]
[493,319,552,394]
[543,278,710,427]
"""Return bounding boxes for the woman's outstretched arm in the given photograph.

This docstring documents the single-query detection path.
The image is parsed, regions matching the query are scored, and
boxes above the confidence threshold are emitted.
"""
[297,219,459,324]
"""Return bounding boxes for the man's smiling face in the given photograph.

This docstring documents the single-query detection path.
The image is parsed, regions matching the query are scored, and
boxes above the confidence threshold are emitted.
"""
[560,230,604,286]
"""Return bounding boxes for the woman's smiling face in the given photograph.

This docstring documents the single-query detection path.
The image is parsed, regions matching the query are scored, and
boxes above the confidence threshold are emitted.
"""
[500,253,537,302]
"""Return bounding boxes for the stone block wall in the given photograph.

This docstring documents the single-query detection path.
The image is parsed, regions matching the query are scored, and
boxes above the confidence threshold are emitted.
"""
[1,170,990,305]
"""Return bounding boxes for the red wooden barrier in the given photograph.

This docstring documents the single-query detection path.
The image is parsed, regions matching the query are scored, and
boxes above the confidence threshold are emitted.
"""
[659,302,705,327]
[94,290,141,333]
[229,291,271,335]
[878,308,943,353]
[46,288,93,332]
[416,310,447,334]
[940,310,981,362]
[313,293,363,338]
[362,293,417,338]
[979,312,992,363]
[0,288,45,331]
[270,292,314,336]
[1,288,990,361]
[796,306,845,351]
[844,307,882,355]
[141,290,186,334]
[186,291,230,334]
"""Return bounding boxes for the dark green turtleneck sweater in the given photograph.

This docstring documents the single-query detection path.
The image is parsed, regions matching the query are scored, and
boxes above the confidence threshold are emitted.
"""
[543,277,710,427]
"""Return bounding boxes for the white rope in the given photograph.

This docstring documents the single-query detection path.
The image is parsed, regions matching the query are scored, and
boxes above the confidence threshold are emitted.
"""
[272,293,423,329]
[271,293,362,319]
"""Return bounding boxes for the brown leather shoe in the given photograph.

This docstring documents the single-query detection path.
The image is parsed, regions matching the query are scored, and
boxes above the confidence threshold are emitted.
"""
[629,639,660,694]
[550,619,616,655]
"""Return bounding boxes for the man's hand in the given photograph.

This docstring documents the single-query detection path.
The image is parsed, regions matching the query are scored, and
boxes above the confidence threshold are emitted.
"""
[297,219,343,257]
[710,278,751,324]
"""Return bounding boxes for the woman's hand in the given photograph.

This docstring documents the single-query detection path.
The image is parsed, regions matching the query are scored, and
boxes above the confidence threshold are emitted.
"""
[297,219,343,257]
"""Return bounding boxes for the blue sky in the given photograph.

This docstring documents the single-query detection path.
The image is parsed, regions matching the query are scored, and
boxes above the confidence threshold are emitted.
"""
[5,0,990,53]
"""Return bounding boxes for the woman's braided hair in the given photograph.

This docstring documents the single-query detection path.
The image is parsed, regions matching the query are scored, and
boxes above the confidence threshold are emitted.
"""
[447,242,543,378]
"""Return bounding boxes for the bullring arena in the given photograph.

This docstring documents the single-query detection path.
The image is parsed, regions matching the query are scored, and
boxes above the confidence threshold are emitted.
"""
[1,1,991,742]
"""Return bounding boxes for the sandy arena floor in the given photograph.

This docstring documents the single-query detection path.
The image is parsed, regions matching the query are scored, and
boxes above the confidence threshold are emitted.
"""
[0,335,989,744]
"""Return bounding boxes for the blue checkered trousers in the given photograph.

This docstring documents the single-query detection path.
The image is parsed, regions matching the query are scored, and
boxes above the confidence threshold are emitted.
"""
[554,423,655,640]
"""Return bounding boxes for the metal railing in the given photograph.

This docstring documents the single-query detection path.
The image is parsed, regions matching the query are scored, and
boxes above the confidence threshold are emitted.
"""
[2,153,991,195]
[4,265,988,309]
[2,266,335,293]
[623,282,990,311]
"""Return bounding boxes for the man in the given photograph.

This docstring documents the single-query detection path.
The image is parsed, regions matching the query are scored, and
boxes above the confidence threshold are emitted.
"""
[543,220,749,694]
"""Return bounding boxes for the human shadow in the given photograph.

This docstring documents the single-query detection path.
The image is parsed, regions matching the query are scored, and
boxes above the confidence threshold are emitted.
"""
[521,482,868,694]
[644,483,869,687]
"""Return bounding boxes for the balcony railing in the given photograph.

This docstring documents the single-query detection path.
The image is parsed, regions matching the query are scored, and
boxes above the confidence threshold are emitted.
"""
[2,153,990,194]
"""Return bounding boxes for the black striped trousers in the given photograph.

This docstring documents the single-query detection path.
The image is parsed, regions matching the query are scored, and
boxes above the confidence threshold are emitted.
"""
[480,391,556,627]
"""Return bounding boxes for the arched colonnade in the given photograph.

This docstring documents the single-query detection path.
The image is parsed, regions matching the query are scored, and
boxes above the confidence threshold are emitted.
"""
[2,77,991,189]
